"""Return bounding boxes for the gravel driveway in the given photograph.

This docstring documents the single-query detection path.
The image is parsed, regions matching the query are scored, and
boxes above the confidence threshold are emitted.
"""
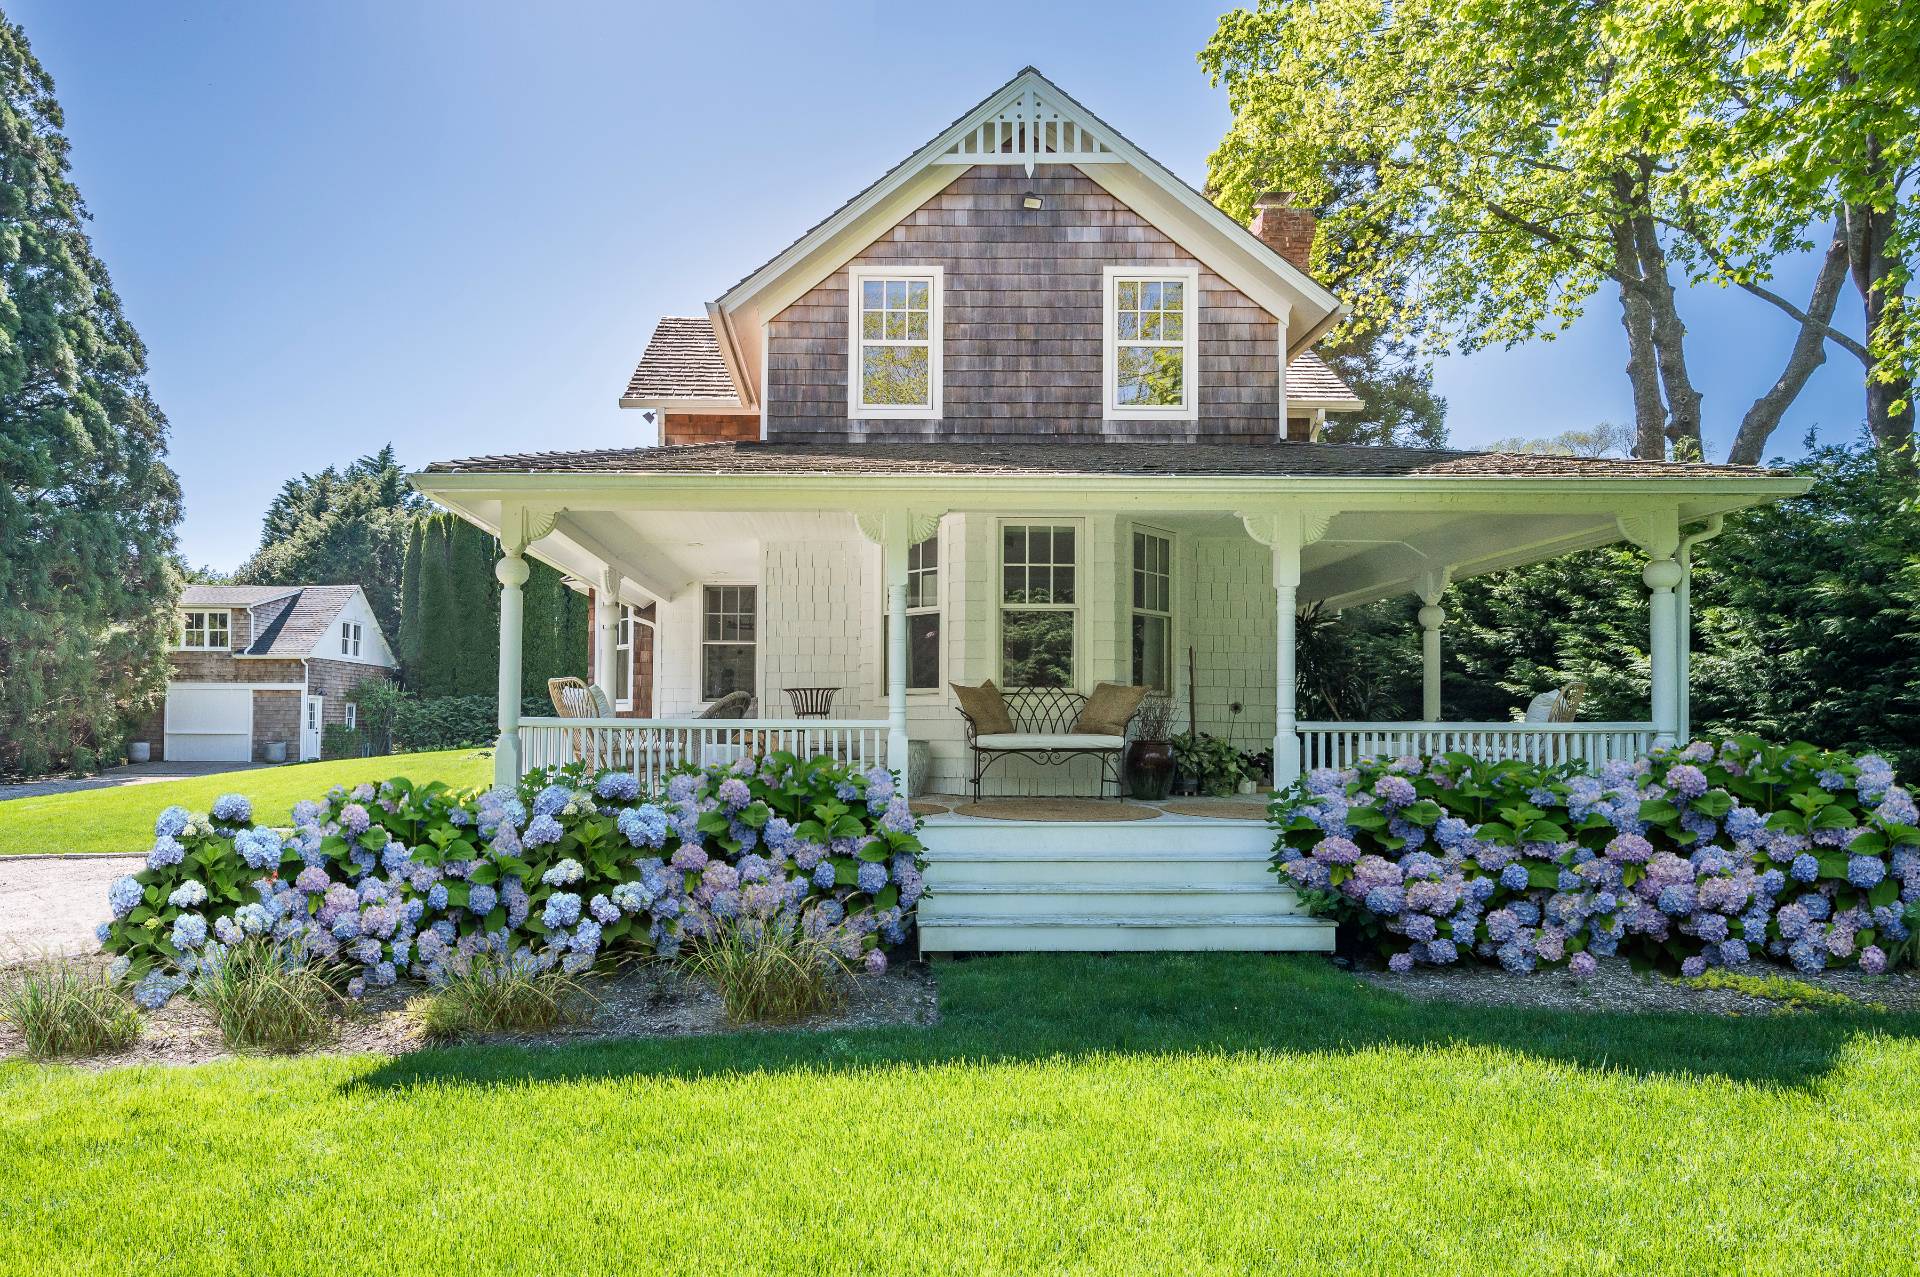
[0,760,269,802]
[0,856,134,960]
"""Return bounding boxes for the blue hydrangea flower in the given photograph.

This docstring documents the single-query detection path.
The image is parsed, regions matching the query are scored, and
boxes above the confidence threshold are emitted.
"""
[1789,853,1819,883]
[170,914,208,949]
[1499,862,1530,890]
[468,883,498,915]
[617,803,670,849]
[154,805,191,838]
[533,783,573,818]
[856,861,888,894]
[523,814,564,848]
[210,793,252,824]
[813,861,837,889]
[1847,855,1886,889]
[147,836,186,870]
[542,858,585,887]
[167,880,208,909]
[132,971,187,1009]
[542,892,581,928]
[107,875,144,919]
[594,771,641,802]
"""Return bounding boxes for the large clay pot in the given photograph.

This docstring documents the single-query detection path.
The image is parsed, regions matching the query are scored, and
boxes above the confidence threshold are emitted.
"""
[1126,739,1176,801]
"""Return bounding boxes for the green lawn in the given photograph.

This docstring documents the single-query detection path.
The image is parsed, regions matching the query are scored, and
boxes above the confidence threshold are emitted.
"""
[2,953,1917,1274]
[0,749,494,856]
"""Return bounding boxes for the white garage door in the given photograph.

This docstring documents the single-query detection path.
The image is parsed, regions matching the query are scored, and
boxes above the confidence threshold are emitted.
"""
[164,686,254,762]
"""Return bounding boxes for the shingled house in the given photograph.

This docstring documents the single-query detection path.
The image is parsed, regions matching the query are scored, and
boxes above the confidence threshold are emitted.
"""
[411,68,1802,951]
[137,584,399,764]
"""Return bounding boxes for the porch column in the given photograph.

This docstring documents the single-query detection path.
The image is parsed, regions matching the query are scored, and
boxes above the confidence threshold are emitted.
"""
[592,568,620,701]
[883,519,910,777]
[1621,507,1683,749]
[494,550,529,788]
[1416,568,1451,723]
[1241,508,1331,789]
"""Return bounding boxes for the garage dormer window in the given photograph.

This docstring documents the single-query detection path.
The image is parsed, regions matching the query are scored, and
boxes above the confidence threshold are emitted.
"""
[848,265,942,419]
[1103,265,1199,420]
[340,620,362,657]
[179,609,230,651]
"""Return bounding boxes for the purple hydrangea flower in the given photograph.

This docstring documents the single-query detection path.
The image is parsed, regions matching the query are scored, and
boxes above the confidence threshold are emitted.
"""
[1860,945,1889,975]
[1568,951,1597,979]
[523,814,564,848]
[1680,954,1708,978]
[1387,951,1414,974]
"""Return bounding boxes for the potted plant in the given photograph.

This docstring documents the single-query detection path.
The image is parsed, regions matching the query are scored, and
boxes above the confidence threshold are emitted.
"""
[1125,694,1176,800]
[1173,731,1247,797]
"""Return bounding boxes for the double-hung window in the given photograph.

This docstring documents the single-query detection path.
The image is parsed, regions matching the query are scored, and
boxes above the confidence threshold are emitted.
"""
[702,586,756,702]
[340,620,362,657]
[179,609,230,651]
[883,534,942,691]
[613,605,635,710]
[849,265,942,418]
[1131,528,1173,691]
[1000,522,1076,689]
[1103,265,1199,419]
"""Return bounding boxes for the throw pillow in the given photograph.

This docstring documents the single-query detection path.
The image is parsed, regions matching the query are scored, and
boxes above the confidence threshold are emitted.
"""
[951,680,1014,735]
[1073,682,1148,736]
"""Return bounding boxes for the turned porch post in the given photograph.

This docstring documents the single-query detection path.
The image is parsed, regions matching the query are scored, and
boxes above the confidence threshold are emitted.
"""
[1416,568,1451,723]
[493,504,559,788]
[592,567,621,701]
[1620,507,1682,749]
[857,509,941,780]
[1241,508,1331,789]
[1674,515,1725,742]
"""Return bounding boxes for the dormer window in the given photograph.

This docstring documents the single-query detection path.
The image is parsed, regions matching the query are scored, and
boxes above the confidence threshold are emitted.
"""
[179,609,230,651]
[848,265,942,419]
[1103,265,1199,420]
[340,620,362,657]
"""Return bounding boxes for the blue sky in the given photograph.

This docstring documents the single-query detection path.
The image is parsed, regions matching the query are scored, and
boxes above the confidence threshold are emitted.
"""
[15,0,1870,570]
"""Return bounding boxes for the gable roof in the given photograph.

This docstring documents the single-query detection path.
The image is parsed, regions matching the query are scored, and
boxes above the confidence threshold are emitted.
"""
[620,317,1361,413]
[621,317,742,404]
[701,67,1350,407]
[177,584,391,662]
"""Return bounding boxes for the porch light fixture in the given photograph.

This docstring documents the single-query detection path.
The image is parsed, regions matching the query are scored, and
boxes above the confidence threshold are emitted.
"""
[1021,191,1044,210]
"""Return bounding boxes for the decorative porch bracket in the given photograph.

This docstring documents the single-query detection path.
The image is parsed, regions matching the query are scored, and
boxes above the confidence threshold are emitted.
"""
[1239,507,1336,789]
[1415,566,1453,724]
[592,566,621,705]
[495,502,562,787]
[1617,506,1683,748]
[857,509,946,779]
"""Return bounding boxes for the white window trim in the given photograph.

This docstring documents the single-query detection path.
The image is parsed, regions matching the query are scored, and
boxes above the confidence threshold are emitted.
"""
[1130,523,1177,693]
[878,527,945,697]
[177,608,231,652]
[344,702,358,731]
[847,263,944,421]
[613,605,635,712]
[1102,264,1201,421]
[340,620,362,658]
[700,583,759,707]
[996,517,1083,691]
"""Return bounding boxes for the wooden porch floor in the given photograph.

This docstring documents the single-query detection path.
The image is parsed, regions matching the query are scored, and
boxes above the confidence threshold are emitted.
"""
[912,794,1270,825]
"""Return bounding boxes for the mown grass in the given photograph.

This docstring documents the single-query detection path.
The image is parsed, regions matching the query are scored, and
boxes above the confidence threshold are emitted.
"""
[0,749,494,856]
[3,953,1918,1274]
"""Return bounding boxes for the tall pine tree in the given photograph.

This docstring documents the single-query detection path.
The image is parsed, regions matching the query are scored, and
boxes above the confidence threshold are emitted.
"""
[0,16,181,775]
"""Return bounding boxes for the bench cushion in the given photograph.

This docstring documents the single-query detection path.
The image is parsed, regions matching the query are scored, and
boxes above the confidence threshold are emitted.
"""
[974,732,1126,752]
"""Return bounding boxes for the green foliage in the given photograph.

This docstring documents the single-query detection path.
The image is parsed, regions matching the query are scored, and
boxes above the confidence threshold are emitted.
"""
[320,722,361,761]
[0,960,141,1058]
[1174,732,1247,796]
[682,914,851,1024]
[417,952,588,1040]
[397,511,584,699]
[1675,967,1880,1012]
[0,17,182,777]
[190,940,341,1053]
[235,446,423,638]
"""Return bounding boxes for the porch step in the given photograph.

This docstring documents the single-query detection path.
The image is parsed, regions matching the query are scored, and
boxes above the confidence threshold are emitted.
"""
[918,912,1334,953]
[924,849,1277,888]
[921,880,1309,918]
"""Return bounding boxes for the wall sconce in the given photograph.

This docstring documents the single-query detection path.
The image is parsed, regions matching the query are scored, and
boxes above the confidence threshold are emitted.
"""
[1021,191,1044,211]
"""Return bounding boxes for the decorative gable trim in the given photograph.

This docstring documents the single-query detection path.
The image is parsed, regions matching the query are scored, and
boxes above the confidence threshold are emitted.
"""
[931,83,1123,174]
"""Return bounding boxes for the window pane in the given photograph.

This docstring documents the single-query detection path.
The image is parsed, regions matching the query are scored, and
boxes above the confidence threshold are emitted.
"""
[1162,312,1183,341]
[1116,346,1184,406]
[1051,566,1075,605]
[1163,280,1183,311]
[1002,610,1074,688]
[1116,311,1139,340]
[907,279,929,309]
[703,643,755,700]
[862,280,884,308]
[1132,614,1170,691]
[884,310,907,340]
[861,346,929,407]
[1003,524,1025,565]
[1140,312,1162,340]
[1116,279,1138,310]
[861,311,883,339]
[1052,525,1074,564]
[1142,280,1162,310]
[885,279,907,308]
[1002,565,1024,602]
[615,649,631,702]
[907,613,940,689]
[905,310,928,341]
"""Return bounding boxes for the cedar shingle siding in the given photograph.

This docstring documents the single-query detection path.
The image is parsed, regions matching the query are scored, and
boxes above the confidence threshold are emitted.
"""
[765,166,1281,444]
[662,413,758,445]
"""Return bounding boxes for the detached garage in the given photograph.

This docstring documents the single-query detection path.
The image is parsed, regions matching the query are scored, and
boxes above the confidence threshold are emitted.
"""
[134,583,400,764]
[163,685,254,762]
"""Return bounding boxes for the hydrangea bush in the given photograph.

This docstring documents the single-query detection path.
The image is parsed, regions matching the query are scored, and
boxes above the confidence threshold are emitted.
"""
[1269,737,1920,976]
[98,752,924,1007]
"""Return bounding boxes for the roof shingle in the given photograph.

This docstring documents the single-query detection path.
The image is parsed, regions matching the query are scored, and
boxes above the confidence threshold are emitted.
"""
[421,441,1786,481]
[621,317,740,402]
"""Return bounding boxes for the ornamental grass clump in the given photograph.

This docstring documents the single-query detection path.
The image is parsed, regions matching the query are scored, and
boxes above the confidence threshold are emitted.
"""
[191,939,341,1053]
[1270,737,1920,977]
[0,960,142,1059]
[95,754,924,1015]
[416,951,589,1040]
[682,909,854,1024]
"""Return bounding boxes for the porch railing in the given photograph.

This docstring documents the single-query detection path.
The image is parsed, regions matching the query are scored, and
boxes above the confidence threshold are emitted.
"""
[1297,721,1656,771]
[517,716,890,788]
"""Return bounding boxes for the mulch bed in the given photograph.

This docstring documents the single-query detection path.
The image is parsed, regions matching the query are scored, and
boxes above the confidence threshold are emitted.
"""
[1355,956,1920,1015]
[0,956,940,1070]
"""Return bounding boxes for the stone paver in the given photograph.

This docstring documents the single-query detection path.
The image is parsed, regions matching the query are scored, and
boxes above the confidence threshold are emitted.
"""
[0,856,136,960]
[0,760,270,803]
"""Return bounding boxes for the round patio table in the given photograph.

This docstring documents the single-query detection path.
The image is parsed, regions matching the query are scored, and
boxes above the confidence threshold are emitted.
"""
[784,687,840,719]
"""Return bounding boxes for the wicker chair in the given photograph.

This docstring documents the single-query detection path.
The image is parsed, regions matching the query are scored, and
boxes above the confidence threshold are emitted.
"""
[548,677,614,767]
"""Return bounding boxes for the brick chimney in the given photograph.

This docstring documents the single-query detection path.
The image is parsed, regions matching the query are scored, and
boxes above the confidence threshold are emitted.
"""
[1250,191,1317,272]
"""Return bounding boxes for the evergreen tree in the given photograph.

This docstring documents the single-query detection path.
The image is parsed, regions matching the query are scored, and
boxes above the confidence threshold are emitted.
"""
[397,520,423,681]
[235,445,422,636]
[414,517,458,697]
[449,518,498,696]
[0,16,181,775]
